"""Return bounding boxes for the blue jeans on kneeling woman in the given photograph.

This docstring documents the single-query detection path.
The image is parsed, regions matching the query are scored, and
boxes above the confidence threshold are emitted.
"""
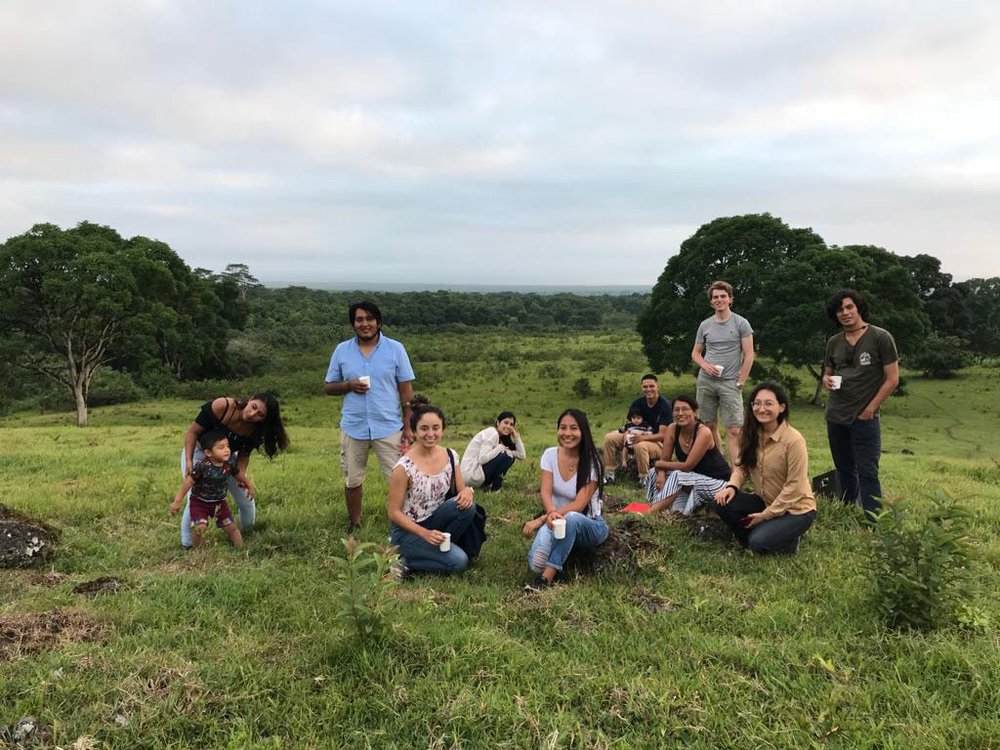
[390,498,477,574]
[528,511,609,573]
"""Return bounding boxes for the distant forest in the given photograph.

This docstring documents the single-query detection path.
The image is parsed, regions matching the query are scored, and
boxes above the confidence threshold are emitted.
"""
[248,286,650,345]
[1,218,997,422]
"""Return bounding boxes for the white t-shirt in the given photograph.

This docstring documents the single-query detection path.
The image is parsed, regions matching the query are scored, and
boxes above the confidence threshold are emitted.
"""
[539,447,602,517]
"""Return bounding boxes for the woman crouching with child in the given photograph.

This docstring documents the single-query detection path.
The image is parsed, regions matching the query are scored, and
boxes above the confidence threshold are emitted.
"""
[387,397,480,575]
[711,382,816,554]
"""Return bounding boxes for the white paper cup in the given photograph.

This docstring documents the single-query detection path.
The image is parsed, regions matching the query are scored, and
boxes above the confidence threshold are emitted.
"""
[439,532,451,552]
[714,364,725,376]
[358,375,371,387]
[552,518,567,539]
[830,375,843,390]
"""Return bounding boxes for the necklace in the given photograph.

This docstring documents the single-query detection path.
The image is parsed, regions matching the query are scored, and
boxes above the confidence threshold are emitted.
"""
[845,324,869,344]
[679,426,696,451]
[558,448,578,471]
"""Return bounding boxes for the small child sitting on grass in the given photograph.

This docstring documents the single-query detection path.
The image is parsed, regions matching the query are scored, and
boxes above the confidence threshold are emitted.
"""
[617,408,653,472]
[171,431,244,548]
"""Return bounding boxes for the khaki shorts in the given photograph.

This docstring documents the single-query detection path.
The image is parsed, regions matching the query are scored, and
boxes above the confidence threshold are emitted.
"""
[340,431,403,488]
[696,378,744,428]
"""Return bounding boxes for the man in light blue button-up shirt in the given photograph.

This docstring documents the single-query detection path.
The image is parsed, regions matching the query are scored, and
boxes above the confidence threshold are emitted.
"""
[324,300,415,531]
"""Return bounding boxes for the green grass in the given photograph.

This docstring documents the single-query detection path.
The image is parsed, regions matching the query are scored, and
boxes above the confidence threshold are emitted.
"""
[2,331,999,748]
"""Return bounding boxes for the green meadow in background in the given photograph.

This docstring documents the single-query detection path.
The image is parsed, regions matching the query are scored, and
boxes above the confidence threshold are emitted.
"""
[2,331,999,748]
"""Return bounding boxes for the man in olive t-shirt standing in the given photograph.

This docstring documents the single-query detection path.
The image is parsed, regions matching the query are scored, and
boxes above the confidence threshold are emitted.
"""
[822,289,899,521]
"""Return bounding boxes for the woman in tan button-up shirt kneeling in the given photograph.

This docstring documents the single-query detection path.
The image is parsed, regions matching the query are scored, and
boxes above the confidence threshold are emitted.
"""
[711,382,816,554]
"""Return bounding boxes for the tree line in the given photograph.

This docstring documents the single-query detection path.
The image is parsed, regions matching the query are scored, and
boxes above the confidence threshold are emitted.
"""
[638,213,1000,401]
[1,217,996,424]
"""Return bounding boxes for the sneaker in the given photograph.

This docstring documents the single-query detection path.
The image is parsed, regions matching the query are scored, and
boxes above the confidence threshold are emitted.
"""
[523,574,553,593]
[388,558,411,582]
[603,473,616,485]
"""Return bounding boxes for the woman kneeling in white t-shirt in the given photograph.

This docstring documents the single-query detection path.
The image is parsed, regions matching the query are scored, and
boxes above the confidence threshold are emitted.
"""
[522,408,608,591]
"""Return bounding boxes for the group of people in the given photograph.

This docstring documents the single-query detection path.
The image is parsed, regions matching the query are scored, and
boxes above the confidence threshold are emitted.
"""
[170,284,899,585]
[605,282,898,550]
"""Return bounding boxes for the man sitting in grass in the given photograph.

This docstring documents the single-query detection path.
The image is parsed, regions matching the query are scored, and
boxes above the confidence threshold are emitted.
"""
[601,374,672,484]
[171,430,244,548]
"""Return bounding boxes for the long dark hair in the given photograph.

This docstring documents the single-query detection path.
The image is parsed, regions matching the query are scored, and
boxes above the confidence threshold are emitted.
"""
[238,392,289,459]
[495,410,516,451]
[557,408,604,496]
[738,382,789,470]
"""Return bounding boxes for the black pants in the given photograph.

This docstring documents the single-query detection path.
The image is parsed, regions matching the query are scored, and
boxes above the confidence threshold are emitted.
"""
[481,452,515,491]
[710,492,815,554]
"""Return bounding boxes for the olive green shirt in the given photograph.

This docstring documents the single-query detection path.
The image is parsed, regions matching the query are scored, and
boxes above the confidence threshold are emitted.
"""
[824,325,898,424]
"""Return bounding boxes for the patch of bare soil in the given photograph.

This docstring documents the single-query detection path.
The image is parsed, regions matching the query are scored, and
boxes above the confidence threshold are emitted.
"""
[72,577,127,597]
[0,504,60,569]
[600,492,630,513]
[564,515,663,575]
[0,610,106,661]
[677,513,736,544]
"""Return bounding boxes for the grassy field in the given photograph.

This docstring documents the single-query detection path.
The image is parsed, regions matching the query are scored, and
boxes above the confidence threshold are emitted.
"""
[2,330,999,748]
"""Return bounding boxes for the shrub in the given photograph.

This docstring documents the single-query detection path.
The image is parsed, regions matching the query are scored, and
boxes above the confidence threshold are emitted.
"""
[329,537,400,640]
[538,363,566,381]
[226,336,276,378]
[911,333,970,379]
[868,492,975,631]
[572,377,593,399]
[600,377,620,397]
[749,361,802,401]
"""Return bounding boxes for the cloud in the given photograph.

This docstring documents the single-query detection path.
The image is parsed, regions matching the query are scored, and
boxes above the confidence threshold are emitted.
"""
[1,0,998,285]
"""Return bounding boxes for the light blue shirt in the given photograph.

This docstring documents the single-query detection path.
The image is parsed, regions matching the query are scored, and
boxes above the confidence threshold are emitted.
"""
[325,334,416,440]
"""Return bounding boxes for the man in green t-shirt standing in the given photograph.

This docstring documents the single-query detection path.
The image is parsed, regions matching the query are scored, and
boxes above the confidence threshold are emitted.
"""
[822,289,899,521]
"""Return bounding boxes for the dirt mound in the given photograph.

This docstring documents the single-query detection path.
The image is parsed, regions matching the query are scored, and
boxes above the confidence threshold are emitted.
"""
[0,505,60,569]
[678,513,735,544]
[600,492,631,513]
[73,577,126,597]
[0,610,106,661]
[564,515,662,575]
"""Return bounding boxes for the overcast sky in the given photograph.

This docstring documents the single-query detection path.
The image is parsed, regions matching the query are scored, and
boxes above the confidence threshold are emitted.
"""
[1,1,997,287]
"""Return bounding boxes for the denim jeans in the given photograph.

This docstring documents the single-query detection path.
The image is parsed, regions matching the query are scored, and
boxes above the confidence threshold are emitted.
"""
[528,512,609,573]
[390,498,476,574]
[481,452,515,491]
[827,418,882,520]
[710,492,815,554]
[179,447,255,547]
